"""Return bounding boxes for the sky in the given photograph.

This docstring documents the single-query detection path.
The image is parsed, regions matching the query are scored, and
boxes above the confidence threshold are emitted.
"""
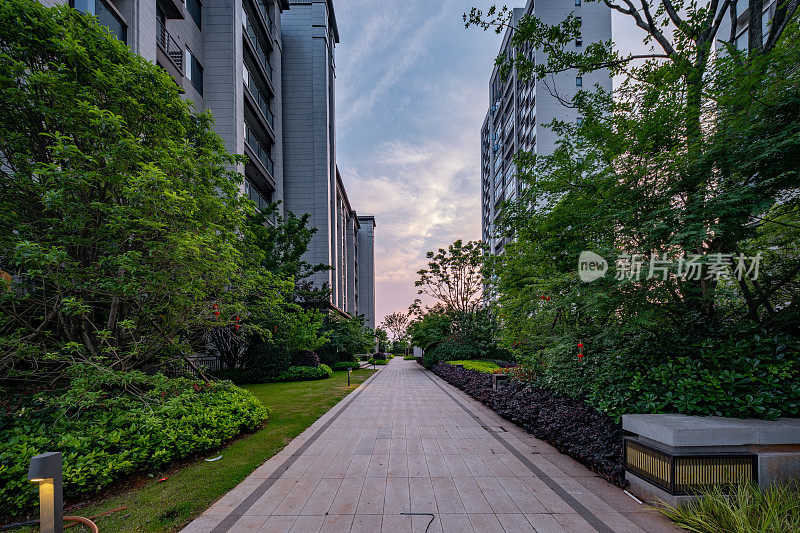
[333,1,652,327]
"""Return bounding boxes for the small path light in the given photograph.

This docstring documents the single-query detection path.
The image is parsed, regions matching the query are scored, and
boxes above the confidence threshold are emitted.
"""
[348,367,351,386]
[27,452,63,533]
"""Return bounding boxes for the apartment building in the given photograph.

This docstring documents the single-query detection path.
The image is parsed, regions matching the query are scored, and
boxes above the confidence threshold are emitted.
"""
[42,0,376,330]
[481,0,612,255]
[716,0,779,51]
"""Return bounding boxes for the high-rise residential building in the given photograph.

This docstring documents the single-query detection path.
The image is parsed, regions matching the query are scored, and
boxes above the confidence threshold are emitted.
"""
[41,0,376,330]
[481,0,612,255]
[716,0,779,52]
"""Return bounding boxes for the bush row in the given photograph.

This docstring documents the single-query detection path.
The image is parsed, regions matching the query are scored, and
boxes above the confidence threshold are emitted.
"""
[0,371,269,515]
[432,363,625,486]
[331,361,361,371]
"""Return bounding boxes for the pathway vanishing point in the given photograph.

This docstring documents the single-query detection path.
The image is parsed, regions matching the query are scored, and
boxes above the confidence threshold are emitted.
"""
[183,358,682,532]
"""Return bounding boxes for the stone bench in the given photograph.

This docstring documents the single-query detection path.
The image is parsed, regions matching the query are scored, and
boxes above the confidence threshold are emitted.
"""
[622,414,800,505]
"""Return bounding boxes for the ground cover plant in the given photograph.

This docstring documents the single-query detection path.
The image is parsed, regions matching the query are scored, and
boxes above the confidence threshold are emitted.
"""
[331,361,360,371]
[367,357,388,365]
[275,364,333,382]
[0,370,269,517]
[445,360,502,373]
[403,355,416,360]
[432,363,625,485]
[2,369,375,532]
[659,482,800,533]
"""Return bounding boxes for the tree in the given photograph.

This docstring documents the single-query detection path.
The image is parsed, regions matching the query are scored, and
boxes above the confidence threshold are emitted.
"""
[407,306,455,352]
[415,240,485,314]
[316,315,375,364]
[244,203,331,303]
[467,3,800,324]
[375,328,389,352]
[0,2,249,379]
[380,311,410,341]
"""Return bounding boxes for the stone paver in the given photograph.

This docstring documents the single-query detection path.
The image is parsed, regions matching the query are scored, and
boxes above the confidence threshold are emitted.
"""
[183,358,682,533]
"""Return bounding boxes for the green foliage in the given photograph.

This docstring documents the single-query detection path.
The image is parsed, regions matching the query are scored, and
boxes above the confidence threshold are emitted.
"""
[415,240,485,313]
[445,360,501,373]
[330,361,360,371]
[659,482,800,533]
[0,369,268,516]
[422,335,477,368]
[375,328,389,352]
[0,1,254,373]
[316,315,374,365]
[408,306,454,351]
[403,355,416,360]
[367,358,388,365]
[472,7,800,421]
[275,365,333,382]
[240,343,292,380]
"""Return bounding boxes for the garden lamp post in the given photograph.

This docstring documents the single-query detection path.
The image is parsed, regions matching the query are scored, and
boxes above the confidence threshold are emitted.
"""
[348,367,351,386]
[27,452,63,533]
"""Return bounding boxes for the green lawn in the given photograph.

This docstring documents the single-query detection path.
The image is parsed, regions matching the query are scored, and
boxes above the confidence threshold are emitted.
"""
[16,369,375,532]
[445,360,501,373]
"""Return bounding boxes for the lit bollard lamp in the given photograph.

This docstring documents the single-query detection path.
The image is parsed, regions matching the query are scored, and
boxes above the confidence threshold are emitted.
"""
[348,367,351,386]
[27,452,63,533]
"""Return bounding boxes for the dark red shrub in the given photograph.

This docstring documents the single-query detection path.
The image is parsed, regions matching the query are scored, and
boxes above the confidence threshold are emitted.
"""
[432,363,625,486]
[292,350,320,368]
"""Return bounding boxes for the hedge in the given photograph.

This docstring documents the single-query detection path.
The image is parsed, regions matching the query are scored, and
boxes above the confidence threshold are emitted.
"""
[0,371,269,516]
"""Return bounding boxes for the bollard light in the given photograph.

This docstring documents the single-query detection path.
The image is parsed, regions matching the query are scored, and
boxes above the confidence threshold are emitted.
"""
[27,452,63,533]
[348,368,351,386]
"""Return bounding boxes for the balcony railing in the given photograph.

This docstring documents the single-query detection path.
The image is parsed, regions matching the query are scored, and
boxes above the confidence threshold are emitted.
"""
[243,9,273,80]
[243,64,274,127]
[245,123,275,177]
[157,19,183,70]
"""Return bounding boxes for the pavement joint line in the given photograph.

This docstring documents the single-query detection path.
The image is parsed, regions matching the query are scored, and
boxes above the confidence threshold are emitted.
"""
[420,367,616,533]
[208,368,382,533]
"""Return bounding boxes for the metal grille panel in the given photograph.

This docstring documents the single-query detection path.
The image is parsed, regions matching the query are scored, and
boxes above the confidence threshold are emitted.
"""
[624,438,757,495]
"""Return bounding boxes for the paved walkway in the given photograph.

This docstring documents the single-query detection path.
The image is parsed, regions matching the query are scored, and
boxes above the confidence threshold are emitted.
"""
[183,358,681,532]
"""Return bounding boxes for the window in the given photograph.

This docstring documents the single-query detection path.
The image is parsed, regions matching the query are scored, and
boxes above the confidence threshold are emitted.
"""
[575,0,581,5]
[576,76,583,87]
[70,0,127,43]
[576,37,582,46]
[186,0,202,28]
[185,49,203,94]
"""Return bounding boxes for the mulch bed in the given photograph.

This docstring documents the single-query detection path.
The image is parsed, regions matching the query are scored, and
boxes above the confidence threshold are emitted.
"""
[431,362,626,486]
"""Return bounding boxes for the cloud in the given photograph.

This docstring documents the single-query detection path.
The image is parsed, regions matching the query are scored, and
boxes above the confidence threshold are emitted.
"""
[334,1,501,325]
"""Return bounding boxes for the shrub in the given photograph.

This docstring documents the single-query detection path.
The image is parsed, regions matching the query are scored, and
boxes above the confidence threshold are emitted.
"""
[532,329,800,421]
[241,344,291,379]
[422,335,482,368]
[0,371,269,516]
[403,355,416,360]
[292,350,320,368]
[357,354,372,361]
[275,364,332,382]
[331,361,360,371]
[445,360,506,374]
[367,358,388,365]
[659,482,800,533]
[432,363,625,486]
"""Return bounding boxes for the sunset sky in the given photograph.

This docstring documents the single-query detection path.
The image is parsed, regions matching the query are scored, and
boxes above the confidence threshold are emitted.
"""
[333,1,650,326]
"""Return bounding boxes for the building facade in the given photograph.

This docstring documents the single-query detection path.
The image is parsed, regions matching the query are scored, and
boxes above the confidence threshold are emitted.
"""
[481,0,612,255]
[716,0,779,52]
[43,0,376,329]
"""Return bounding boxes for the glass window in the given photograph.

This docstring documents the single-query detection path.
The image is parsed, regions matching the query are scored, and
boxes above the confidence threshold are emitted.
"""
[187,0,202,29]
[185,49,203,94]
[71,0,127,43]
[576,76,583,87]
[575,0,581,5]
[576,37,582,47]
